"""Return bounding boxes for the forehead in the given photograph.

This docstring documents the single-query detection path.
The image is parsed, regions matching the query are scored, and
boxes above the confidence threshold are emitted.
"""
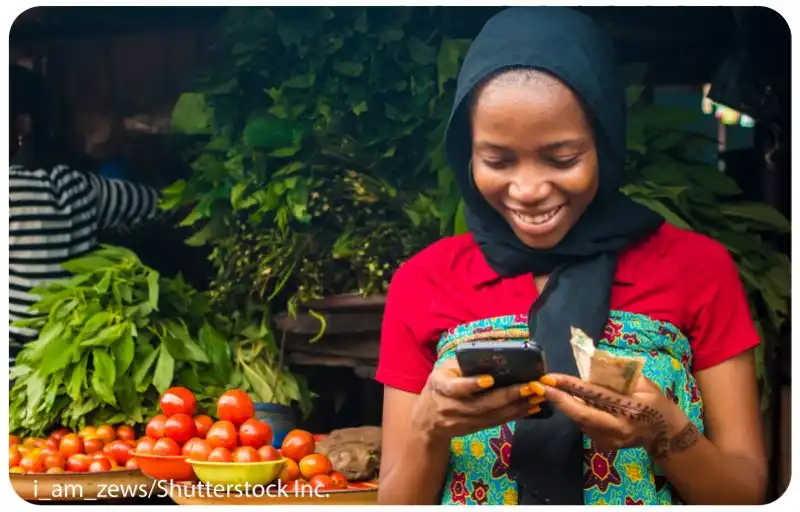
[470,71,592,143]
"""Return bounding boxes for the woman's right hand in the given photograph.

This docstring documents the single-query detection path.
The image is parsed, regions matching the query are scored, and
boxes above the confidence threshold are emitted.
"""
[410,358,545,442]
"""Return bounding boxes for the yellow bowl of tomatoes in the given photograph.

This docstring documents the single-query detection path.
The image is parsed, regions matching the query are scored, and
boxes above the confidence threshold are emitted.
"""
[187,457,287,486]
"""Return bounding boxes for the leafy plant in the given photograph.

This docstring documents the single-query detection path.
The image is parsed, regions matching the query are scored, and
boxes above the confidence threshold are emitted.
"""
[619,65,790,400]
[163,7,470,309]
[8,246,232,436]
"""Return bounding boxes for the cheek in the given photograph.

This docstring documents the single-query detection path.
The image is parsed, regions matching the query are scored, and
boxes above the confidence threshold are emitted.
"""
[471,166,507,205]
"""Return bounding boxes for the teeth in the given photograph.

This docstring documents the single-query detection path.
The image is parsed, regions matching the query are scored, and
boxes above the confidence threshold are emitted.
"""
[513,206,561,225]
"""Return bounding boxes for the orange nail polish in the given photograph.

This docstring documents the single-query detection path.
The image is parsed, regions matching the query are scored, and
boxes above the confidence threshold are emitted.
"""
[529,396,545,406]
[530,382,546,396]
[477,375,494,389]
[528,405,542,415]
[520,385,534,397]
[540,374,557,387]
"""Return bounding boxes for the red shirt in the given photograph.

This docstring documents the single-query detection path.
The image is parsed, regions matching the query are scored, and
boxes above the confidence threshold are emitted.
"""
[375,223,761,394]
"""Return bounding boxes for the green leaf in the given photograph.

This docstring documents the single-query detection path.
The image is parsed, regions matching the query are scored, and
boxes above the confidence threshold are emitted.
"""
[77,311,113,341]
[81,323,127,347]
[171,92,214,135]
[164,321,210,363]
[91,350,117,406]
[333,60,364,77]
[113,331,135,376]
[66,355,89,401]
[284,73,316,89]
[147,270,160,310]
[134,345,160,393]
[16,321,65,364]
[626,85,645,108]
[25,370,47,412]
[61,256,116,274]
[353,10,368,33]
[720,203,790,232]
[199,323,232,383]
[629,196,693,230]
[153,344,175,394]
[407,37,437,65]
[269,145,302,158]
[243,115,295,151]
[379,28,404,44]
[184,217,228,247]
[688,167,742,196]
[453,200,468,235]
[352,101,369,116]
[437,38,470,95]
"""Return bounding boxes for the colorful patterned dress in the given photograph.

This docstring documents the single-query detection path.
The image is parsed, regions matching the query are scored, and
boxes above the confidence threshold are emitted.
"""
[435,311,705,505]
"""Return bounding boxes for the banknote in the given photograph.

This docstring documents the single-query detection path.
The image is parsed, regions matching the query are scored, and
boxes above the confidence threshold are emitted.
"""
[569,327,644,395]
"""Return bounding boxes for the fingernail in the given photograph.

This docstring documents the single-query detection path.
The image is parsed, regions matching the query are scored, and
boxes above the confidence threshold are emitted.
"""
[530,382,546,396]
[477,375,494,389]
[520,385,534,397]
[528,405,542,415]
[529,396,545,406]
[540,374,557,387]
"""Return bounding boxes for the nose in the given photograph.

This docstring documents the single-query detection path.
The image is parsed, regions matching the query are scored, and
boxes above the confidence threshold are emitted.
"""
[507,166,553,204]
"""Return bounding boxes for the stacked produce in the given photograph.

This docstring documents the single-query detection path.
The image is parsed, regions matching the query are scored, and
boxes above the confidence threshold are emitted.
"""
[9,424,139,474]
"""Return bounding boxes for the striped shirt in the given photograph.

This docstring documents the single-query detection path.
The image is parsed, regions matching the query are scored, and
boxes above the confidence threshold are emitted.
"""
[9,164,160,365]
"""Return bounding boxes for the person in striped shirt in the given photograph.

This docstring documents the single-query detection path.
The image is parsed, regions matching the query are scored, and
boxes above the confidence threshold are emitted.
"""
[9,64,163,367]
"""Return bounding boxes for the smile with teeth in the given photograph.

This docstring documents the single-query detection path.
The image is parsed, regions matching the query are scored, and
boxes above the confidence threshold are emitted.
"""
[512,205,563,225]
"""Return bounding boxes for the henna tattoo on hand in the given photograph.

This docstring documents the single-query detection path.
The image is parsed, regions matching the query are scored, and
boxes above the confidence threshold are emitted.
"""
[668,421,701,453]
[558,381,698,460]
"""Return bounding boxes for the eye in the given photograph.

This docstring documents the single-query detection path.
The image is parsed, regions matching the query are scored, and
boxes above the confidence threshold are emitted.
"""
[547,156,580,169]
[481,158,514,170]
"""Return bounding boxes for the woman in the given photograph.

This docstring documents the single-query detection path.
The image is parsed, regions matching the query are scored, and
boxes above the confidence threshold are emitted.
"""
[375,7,766,506]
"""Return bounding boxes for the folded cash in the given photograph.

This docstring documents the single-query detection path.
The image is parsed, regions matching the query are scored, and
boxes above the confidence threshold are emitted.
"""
[569,327,644,395]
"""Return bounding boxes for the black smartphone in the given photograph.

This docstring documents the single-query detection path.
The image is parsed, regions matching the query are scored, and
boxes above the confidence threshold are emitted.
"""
[455,339,552,419]
[455,340,548,387]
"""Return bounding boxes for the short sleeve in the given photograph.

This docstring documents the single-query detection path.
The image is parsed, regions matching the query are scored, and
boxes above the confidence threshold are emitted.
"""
[374,262,436,394]
[685,240,762,372]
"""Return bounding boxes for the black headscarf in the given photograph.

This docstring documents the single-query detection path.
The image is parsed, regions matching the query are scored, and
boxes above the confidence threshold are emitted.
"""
[444,7,664,505]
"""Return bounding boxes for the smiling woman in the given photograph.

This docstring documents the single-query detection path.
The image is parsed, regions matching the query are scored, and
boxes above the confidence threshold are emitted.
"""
[375,6,766,506]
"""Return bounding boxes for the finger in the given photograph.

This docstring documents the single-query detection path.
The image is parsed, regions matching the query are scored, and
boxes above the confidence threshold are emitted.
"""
[431,369,495,399]
[544,385,627,433]
[542,373,651,421]
[469,381,537,413]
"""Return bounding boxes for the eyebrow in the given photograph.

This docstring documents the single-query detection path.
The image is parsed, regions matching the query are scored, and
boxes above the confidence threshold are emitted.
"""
[473,138,587,153]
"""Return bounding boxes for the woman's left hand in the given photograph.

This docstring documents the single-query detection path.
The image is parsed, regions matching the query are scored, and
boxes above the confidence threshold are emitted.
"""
[540,373,687,458]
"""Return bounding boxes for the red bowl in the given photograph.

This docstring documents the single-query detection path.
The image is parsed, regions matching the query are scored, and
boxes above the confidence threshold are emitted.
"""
[133,452,196,482]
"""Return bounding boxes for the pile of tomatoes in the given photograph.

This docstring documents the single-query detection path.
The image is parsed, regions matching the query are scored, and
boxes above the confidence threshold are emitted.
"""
[135,387,277,465]
[9,424,139,474]
[277,429,349,491]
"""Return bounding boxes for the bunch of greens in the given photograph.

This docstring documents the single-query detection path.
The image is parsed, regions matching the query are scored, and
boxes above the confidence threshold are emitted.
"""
[163,7,470,310]
[9,246,231,436]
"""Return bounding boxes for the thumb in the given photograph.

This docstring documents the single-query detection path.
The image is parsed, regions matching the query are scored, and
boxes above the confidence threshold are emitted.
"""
[430,367,495,399]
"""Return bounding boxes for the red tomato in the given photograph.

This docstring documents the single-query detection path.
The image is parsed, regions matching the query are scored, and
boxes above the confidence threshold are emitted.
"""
[66,453,91,472]
[193,415,214,439]
[135,437,156,455]
[105,440,134,465]
[160,387,197,416]
[145,415,167,439]
[280,430,315,462]
[257,445,280,462]
[9,445,22,468]
[153,437,181,456]
[164,413,196,446]
[96,425,116,443]
[9,435,21,447]
[299,453,332,480]
[206,420,238,451]
[216,389,255,426]
[89,458,112,472]
[59,434,84,458]
[232,446,259,463]
[279,458,301,482]
[330,471,348,489]
[20,455,44,473]
[46,467,65,474]
[183,438,212,461]
[43,452,66,470]
[44,437,60,451]
[116,425,136,442]
[207,447,233,462]
[90,453,109,461]
[49,428,71,440]
[78,426,97,439]
[125,458,140,470]
[238,419,273,449]
[84,437,104,454]
[309,474,336,491]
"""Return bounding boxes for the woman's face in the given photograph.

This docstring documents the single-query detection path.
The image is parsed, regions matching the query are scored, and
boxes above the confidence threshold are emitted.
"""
[470,71,599,249]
